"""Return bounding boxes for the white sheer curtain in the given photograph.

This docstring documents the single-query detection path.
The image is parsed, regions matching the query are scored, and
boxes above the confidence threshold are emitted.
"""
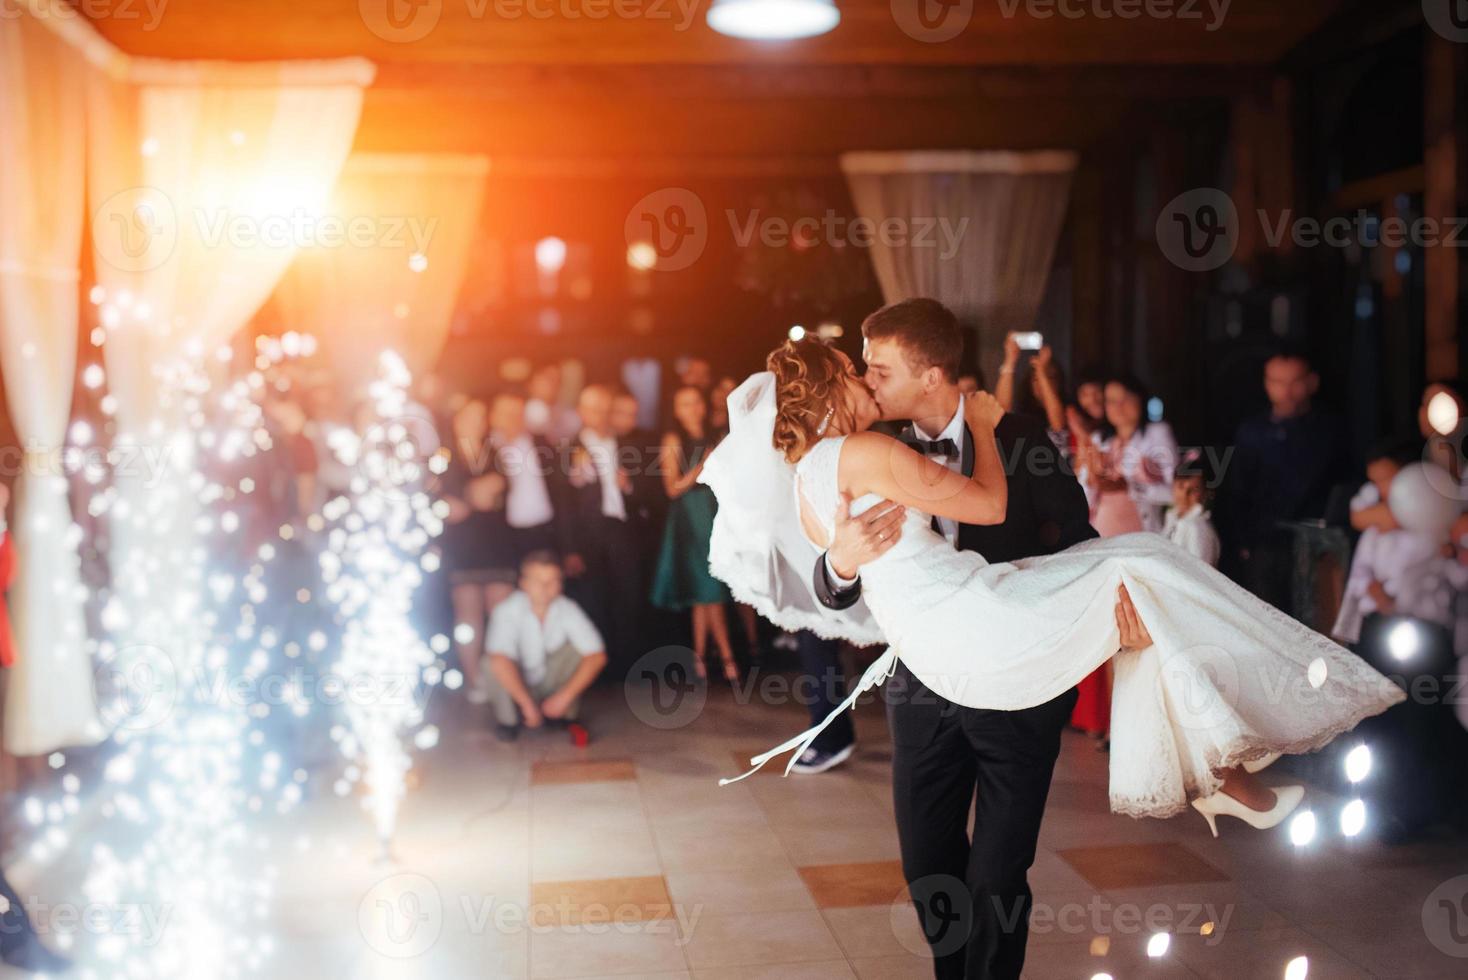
[84,60,372,676]
[87,57,375,439]
[840,151,1078,381]
[0,12,103,754]
[2,1,371,748]
[273,153,490,397]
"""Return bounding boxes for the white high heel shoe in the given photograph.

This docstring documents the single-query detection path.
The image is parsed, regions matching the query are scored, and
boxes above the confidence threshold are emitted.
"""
[1191,785,1304,838]
[1243,752,1282,774]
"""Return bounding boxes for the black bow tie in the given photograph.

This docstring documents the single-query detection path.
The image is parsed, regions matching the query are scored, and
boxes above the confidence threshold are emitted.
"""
[909,437,959,458]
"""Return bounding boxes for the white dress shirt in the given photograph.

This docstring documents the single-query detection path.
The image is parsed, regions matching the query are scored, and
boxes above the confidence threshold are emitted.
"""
[1162,504,1221,567]
[1333,527,1451,642]
[827,396,966,588]
[912,396,968,546]
[496,432,554,529]
[485,591,604,687]
[578,430,627,521]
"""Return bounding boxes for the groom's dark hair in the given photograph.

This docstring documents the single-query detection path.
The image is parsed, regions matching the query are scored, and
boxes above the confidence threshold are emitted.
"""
[860,299,963,383]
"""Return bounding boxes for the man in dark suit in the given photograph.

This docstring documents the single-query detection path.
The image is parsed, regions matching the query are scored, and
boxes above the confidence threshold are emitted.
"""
[554,383,643,673]
[810,299,1150,980]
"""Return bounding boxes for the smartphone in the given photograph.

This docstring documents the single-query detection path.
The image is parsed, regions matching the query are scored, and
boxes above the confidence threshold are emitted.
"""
[1013,331,1044,351]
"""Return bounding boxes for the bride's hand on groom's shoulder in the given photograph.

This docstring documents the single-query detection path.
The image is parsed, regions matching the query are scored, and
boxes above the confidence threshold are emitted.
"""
[965,391,1004,431]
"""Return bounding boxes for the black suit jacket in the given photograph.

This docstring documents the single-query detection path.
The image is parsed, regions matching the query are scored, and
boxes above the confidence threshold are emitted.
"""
[810,412,1097,742]
[550,432,637,561]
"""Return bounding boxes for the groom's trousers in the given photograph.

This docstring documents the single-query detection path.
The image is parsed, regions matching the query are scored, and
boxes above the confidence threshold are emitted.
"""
[888,667,1077,980]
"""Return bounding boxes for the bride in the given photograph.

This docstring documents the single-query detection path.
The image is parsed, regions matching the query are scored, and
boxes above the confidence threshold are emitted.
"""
[701,339,1405,827]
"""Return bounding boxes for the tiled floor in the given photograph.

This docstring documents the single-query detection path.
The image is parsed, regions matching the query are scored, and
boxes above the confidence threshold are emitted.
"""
[19,663,1467,978]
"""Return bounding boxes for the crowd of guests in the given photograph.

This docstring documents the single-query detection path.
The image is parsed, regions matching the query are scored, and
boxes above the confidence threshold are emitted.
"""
[406,358,763,741]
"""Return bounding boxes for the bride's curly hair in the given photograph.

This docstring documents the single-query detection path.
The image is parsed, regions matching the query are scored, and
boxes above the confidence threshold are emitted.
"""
[768,339,854,464]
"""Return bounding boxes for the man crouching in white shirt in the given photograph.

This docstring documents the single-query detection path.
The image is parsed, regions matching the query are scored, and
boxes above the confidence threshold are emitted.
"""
[484,550,608,743]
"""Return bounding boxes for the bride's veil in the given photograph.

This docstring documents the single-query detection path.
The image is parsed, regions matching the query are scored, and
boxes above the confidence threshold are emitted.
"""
[699,371,885,647]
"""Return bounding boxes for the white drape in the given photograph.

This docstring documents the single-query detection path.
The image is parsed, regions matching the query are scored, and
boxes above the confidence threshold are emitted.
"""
[0,12,103,754]
[87,57,375,437]
[84,56,372,672]
[840,151,1078,381]
[1,0,372,750]
[273,154,490,397]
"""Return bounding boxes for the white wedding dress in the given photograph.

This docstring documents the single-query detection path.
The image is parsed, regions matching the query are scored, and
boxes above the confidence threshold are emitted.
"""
[701,375,1405,818]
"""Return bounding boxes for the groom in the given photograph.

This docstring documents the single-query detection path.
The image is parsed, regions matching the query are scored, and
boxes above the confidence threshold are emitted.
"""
[811,299,1147,980]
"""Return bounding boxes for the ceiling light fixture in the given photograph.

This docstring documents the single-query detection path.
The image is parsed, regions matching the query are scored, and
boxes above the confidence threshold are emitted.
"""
[707,0,840,40]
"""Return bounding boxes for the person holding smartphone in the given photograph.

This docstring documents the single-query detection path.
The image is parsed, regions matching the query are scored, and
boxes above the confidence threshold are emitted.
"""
[996,332,1071,458]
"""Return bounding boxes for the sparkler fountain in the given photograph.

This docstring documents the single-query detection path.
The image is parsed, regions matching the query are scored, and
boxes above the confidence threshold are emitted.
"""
[315,350,449,861]
[48,306,449,973]
[73,317,300,978]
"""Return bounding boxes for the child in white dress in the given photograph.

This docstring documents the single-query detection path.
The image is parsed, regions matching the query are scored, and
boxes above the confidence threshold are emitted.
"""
[1162,452,1221,568]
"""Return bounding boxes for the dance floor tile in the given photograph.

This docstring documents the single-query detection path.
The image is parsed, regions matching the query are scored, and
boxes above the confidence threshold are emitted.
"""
[798,861,909,909]
[652,824,794,875]
[529,875,674,927]
[1100,880,1293,935]
[528,922,689,978]
[775,824,904,866]
[1300,913,1464,978]
[531,827,663,882]
[849,955,933,979]
[1246,868,1414,925]
[1058,842,1230,890]
[680,909,844,969]
[30,682,1450,977]
[1023,888,1120,947]
[692,959,856,979]
[753,782,889,827]
[1166,926,1371,980]
[1028,848,1101,892]
[821,904,932,961]
[531,758,638,785]
[1020,937,1204,978]
[665,866,817,915]
[643,789,768,833]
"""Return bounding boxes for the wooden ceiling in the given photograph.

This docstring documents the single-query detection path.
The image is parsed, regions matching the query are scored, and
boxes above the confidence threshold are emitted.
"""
[75,0,1348,159]
[80,0,1341,66]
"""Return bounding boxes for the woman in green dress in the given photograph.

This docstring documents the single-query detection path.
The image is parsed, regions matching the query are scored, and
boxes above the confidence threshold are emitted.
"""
[650,385,737,681]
